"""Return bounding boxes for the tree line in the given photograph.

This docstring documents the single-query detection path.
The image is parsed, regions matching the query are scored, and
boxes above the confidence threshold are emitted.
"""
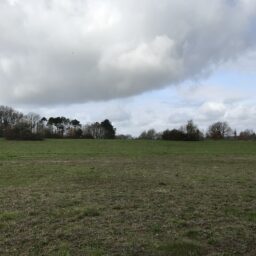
[0,105,115,140]
[139,120,256,141]
[0,105,255,141]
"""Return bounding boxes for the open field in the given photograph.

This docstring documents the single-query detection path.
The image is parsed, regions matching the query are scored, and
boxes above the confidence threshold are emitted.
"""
[1,139,256,255]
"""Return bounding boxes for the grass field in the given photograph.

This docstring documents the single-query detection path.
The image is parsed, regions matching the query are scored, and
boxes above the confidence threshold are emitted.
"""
[1,139,256,255]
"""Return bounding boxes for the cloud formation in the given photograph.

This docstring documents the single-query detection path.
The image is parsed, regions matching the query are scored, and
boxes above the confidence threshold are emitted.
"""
[1,0,256,105]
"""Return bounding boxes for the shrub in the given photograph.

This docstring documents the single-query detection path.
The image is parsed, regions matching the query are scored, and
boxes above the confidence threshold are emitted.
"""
[162,129,186,141]
[4,123,44,141]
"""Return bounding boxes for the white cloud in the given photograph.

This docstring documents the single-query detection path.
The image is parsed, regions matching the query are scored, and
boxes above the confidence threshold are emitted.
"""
[0,0,256,105]
[199,102,227,119]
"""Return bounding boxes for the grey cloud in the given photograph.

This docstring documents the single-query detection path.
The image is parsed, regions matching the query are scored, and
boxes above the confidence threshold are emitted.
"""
[0,0,256,105]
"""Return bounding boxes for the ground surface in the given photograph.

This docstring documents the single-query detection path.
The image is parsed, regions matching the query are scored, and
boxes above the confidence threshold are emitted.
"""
[0,139,256,256]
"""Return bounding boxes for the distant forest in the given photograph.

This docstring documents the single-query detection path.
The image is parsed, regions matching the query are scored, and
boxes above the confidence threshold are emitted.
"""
[0,105,255,141]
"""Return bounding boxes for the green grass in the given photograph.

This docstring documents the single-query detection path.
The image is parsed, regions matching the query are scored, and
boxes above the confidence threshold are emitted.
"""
[1,139,256,160]
[0,139,256,255]
[0,211,20,221]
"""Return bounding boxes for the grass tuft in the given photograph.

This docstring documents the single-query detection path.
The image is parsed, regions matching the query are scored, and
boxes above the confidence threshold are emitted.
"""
[0,211,19,222]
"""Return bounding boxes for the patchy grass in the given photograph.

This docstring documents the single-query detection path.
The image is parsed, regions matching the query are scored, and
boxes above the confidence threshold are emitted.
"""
[185,229,202,240]
[0,139,256,255]
[158,240,205,256]
[0,211,20,221]
[70,207,101,219]
[246,212,256,222]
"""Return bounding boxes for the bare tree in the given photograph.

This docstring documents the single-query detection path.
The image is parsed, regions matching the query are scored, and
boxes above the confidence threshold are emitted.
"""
[139,129,158,140]
[0,106,23,136]
[207,121,232,139]
[238,129,256,140]
[83,122,105,139]
[184,120,203,141]
[25,112,41,133]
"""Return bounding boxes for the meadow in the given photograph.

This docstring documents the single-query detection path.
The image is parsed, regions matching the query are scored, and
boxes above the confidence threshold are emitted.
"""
[0,139,256,255]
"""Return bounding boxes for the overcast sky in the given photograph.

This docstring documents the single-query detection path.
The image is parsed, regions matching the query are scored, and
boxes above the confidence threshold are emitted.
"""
[1,0,256,135]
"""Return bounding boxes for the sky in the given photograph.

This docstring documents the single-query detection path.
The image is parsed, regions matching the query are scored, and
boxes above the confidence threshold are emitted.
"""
[0,0,256,136]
